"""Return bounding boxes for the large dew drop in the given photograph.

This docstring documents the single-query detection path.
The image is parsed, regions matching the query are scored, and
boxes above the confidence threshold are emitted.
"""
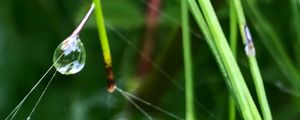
[53,36,86,75]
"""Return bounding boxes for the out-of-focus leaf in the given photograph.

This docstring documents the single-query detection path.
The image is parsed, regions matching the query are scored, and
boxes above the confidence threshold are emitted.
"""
[75,0,145,29]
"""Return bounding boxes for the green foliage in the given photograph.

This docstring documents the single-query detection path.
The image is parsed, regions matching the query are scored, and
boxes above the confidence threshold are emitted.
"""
[75,0,144,29]
[181,0,195,119]
[1,0,300,119]
[102,0,145,29]
[188,0,261,119]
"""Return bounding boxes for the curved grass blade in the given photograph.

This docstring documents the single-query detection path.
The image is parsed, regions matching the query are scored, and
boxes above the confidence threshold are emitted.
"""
[187,0,261,119]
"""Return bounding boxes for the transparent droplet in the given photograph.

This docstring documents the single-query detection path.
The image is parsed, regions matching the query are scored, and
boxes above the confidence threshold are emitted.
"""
[245,42,256,57]
[243,25,256,57]
[53,36,86,75]
[244,25,253,42]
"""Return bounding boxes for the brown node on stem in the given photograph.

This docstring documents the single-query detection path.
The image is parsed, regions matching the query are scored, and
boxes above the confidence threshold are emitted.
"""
[107,83,116,93]
[106,65,116,93]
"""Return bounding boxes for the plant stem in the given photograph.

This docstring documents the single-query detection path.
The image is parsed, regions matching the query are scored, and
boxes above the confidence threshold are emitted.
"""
[231,0,272,119]
[138,0,161,76]
[71,4,95,37]
[228,97,236,120]
[229,0,237,119]
[230,0,238,58]
[187,0,261,119]
[92,0,116,93]
[244,0,300,90]
[249,57,272,119]
[181,0,195,119]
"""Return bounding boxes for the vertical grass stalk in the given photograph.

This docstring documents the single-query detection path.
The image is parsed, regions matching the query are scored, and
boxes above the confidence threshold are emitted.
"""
[229,0,238,119]
[231,0,272,119]
[229,0,238,57]
[244,0,300,90]
[195,0,262,118]
[92,0,116,93]
[187,0,261,119]
[181,0,195,119]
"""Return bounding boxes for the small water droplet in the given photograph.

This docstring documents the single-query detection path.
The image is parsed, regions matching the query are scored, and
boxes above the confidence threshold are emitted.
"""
[53,36,86,75]
[244,25,252,42]
[245,42,256,56]
[244,25,256,56]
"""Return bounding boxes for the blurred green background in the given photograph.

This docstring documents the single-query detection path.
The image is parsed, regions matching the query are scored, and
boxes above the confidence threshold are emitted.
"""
[1,0,300,119]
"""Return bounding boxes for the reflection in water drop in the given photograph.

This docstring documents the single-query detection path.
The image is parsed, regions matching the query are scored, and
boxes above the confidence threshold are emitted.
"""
[53,36,86,75]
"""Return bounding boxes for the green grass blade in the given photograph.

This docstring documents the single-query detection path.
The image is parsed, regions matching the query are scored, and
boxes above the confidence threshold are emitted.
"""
[187,0,261,119]
[228,97,236,120]
[244,0,300,90]
[181,0,195,119]
[231,0,272,119]
[93,0,116,93]
[248,57,272,120]
[229,0,237,119]
[230,0,238,58]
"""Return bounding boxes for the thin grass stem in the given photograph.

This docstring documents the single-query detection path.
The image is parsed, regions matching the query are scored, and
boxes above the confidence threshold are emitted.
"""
[231,0,272,119]
[106,23,217,119]
[71,4,95,37]
[187,0,261,119]
[229,0,238,119]
[181,0,195,119]
[244,0,300,90]
[92,0,116,93]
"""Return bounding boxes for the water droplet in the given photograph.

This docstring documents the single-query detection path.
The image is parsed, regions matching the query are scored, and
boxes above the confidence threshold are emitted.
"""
[245,42,256,57]
[244,25,252,42]
[53,36,86,75]
[244,25,256,56]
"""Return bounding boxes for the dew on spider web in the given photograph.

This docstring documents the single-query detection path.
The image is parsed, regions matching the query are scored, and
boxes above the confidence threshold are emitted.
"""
[114,87,184,120]
[105,19,217,120]
[52,3,92,75]
[6,4,92,120]
[6,1,215,119]
[53,35,86,75]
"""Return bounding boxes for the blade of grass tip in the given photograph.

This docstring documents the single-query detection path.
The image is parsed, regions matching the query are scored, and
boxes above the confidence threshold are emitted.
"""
[181,0,195,119]
[244,0,300,90]
[229,0,238,119]
[188,0,261,119]
[92,0,116,93]
[231,0,272,119]
[71,3,95,37]
[290,0,300,67]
